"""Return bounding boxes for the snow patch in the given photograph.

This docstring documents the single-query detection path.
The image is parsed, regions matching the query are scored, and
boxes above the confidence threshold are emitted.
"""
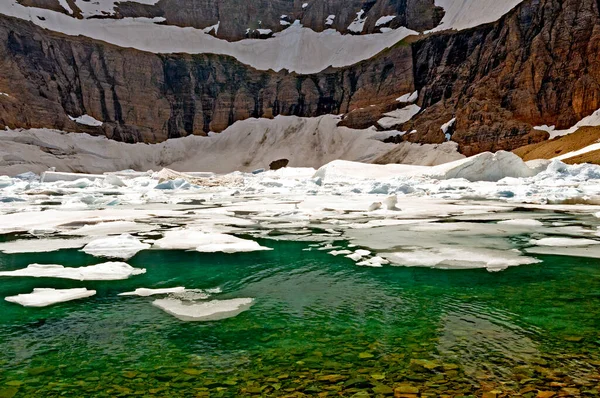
[68,114,103,127]
[375,15,396,27]
[348,10,367,33]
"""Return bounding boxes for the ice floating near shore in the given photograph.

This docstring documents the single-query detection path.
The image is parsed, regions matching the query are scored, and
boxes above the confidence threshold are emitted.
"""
[5,288,96,307]
[82,234,151,259]
[152,298,254,321]
[385,247,541,272]
[0,262,146,281]
[152,229,271,253]
[3,149,600,271]
[530,238,600,247]
[0,237,90,254]
[119,287,186,297]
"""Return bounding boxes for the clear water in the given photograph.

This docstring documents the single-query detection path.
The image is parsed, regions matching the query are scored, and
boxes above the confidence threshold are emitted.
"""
[0,240,599,397]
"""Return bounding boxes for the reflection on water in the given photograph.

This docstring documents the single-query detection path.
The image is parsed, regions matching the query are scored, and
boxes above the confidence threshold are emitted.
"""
[0,241,599,397]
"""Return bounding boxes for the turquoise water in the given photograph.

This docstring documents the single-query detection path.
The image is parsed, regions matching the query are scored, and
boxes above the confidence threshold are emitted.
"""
[0,240,599,397]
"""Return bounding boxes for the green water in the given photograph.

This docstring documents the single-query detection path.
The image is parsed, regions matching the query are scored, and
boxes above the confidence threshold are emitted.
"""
[0,240,599,397]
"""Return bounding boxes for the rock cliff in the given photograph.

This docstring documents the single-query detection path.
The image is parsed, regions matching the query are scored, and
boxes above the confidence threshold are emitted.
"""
[1,0,600,157]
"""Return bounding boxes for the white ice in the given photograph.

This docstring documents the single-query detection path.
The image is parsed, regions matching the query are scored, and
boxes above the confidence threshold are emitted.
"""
[5,288,96,307]
[0,262,146,280]
[82,234,151,259]
[152,298,254,321]
[119,287,186,297]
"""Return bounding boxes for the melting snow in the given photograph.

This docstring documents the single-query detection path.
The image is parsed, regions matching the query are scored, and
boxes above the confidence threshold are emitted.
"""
[375,16,396,27]
[68,114,103,127]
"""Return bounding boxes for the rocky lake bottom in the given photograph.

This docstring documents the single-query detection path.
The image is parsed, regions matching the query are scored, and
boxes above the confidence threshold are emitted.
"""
[0,240,599,397]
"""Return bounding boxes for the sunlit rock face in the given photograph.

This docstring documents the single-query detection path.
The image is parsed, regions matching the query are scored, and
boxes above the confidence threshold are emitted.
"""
[1,0,600,158]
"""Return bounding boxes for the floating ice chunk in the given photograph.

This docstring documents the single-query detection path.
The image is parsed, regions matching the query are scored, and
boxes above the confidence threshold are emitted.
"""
[152,298,254,321]
[329,250,353,256]
[0,262,146,281]
[529,237,600,247]
[356,256,389,267]
[346,249,371,261]
[153,229,271,253]
[6,288,95,307]
[82,234,151,259]
[385,247,540,272]
[68,114,103,127]
[498,219,543,227]
[195,233,272,253]
[119,287,186,297]
[0,237,90,254]
[63,221,154,237]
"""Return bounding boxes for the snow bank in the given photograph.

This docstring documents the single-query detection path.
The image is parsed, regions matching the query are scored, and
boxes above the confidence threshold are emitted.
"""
[430,0,524,32]
[82,234,151,259]
[535,107,600,139]
[0,115,407,175]
[0,262,146,280]
[152,298,254,321]
[377,104,421,129]
[5,288,96,307]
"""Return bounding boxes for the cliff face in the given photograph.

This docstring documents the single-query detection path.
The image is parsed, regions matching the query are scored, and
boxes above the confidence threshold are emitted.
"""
[0,15,414,142]
[20,0,442,40]
[407,0,600,155]
[2,0,600,156]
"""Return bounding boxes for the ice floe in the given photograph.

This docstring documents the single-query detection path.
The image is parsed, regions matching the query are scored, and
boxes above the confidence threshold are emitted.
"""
[152,229,271,253]
[152,298,254,321]
[82,234,151,259]
[5,288,96,307]
[0,262,146,280]
[119,287,186,297]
